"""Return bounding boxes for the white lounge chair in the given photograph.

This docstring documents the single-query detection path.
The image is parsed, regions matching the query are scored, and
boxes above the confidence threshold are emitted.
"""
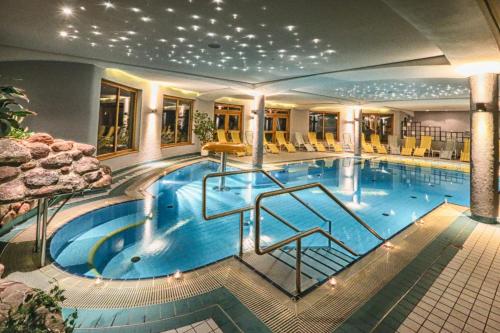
[294,132,315,152]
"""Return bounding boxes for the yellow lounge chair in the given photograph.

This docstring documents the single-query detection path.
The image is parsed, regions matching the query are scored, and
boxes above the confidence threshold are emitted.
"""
[263,135,280,154]
[217,129,228,143]
[413,136,432,157]
[361,133,374,153]
[308,132,326,152]
[460,138,470,162]
[401,137,416,156]
[370,134,387,154]
[325,132,343,152]
[230,130,252,155]
[217,129,244,157]
[276,131,296,152]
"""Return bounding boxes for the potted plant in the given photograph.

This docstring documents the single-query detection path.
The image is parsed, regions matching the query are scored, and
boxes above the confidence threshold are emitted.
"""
[193,110,215,156]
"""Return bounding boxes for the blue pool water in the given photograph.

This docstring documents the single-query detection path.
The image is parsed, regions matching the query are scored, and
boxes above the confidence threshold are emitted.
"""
[50,158,469,280]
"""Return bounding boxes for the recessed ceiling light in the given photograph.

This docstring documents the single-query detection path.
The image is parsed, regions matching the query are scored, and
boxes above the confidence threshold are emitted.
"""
[209,18,217,24]
[235,27,243,32]
[224,35,232,40]
[166,8,174,12]
[61,6,73,17]
[213,0,223,4]
[59,31,69,37]
[159,38,167,42]
[126,31,136,35]
[192,14,200,19]
[245,34,255,39]
[286,25,295,31]
[215,6,223,11]
[130,7,141,12]
[119,36,128,41]
[232,13,238,19]
[80,6,86,11]
[177,26,186,31]
[103,1,114,9]
[91,31,102,35]
[207,32,217,37]
[141,16,152,22]
[177,37,186,42]
[312,38,321,44]
[325,49,336,54]
[192,25,200,31]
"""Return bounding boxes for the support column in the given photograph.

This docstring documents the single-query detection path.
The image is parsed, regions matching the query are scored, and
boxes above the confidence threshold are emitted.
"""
[252,94,265,168]
[470,73,499,223]
[353,106,362,156]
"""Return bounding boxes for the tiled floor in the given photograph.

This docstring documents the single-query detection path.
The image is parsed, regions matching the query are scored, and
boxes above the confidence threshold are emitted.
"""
[396,221,500,333]
[162,319,222,333]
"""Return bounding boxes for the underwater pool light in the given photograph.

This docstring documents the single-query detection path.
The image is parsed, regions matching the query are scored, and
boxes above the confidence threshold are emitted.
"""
[383,241,394,249]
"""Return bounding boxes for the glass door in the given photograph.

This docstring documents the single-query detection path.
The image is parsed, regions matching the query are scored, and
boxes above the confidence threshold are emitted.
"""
[265,108,290,142]
[214,103,244,139]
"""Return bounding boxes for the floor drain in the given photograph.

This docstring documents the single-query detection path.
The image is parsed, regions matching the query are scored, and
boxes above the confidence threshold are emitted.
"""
[131,256,141,263]
[382,213,390,216]
[445,194,453,198]
[410,195,417,199]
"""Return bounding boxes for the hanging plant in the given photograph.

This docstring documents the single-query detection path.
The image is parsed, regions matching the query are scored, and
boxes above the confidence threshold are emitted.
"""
[0,86,36,138]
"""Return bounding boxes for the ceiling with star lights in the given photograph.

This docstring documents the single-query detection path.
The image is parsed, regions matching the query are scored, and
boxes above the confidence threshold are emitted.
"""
[0,0,498,111]
[0,0,443,84]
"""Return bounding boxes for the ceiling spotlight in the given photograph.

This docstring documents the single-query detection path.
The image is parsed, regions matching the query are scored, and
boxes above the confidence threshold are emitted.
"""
[192,14,200,19]
[192,25,200,31]
[59,31,69,37]
[245,34,256,39]
[177,37,186,42]
[312,38,321,44]
[91,25,99,29]
[103,1,114,9]
[215,6,223,11]
[60,6,73,17]
[232,13,238,19]
[130,7,141,12]
[325,49,336,54]
[141,16,152,22]
[177,26,186,31]
[207,32,217,37]
[223,35,232,40]
[91,31,102,35]
[213,0,223,4]
[80,6,86,11]
[209,18,217,24]
[166,8,174,12]
[235,27,243,32]
[286,25,295,31]
[119,36,128,41]
[126,31,136,35]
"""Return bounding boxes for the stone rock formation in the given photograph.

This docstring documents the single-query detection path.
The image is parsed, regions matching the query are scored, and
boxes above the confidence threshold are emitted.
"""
[0,132,111,227]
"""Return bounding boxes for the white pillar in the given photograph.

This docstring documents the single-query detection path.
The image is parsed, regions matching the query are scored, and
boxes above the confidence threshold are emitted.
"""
[353,106,362,156]
[469,73,499,223]
[252,94,265,168]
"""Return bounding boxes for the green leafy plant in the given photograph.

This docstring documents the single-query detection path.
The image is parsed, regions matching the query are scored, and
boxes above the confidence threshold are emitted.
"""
[1,284,78,333]
[0,86,36,138]
[193,110,215,145]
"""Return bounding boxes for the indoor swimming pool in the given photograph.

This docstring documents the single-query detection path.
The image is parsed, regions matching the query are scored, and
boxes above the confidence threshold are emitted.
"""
[49,158,469,280]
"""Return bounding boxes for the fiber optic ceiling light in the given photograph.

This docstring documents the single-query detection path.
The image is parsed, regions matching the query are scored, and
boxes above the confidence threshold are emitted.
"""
[13,0,462,84]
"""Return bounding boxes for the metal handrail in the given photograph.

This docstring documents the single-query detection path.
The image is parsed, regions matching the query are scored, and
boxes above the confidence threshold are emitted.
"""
[254,183,385,294]
[202,169,330,222]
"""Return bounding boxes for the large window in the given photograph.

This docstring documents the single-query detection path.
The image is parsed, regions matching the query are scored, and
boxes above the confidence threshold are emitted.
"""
[362,113,394,143]
[214,103,243,135]
[97,80,137,156]
[161,96,193,146]
[309,111,339,140]
[264,108,290,142]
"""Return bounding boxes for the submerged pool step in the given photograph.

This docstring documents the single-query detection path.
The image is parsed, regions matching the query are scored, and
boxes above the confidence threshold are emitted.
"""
[242,246,356,296]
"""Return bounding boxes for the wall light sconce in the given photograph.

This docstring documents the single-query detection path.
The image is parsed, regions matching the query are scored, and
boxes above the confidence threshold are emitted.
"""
[475,103,486,112]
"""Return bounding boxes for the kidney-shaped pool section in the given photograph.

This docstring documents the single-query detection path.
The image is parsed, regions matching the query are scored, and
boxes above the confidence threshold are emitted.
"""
[50,159,469,280]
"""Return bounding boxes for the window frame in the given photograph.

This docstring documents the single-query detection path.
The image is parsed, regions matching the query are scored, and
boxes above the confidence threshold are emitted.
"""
[362,113,394,143]
[308,111,340,140]
[161,95,195,148]
[97,79,139,160]
[214,103,244,136]
[264,108,291,143]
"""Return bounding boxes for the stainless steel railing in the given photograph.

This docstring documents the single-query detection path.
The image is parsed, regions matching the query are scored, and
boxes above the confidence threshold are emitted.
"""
[254,182,384,293]
[202,168,385,294]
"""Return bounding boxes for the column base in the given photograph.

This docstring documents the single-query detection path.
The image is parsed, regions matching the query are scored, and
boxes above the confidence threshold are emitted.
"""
[469,213,499,224]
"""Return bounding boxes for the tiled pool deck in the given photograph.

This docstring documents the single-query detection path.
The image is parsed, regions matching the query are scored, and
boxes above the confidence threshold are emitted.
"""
[1,153,498,333]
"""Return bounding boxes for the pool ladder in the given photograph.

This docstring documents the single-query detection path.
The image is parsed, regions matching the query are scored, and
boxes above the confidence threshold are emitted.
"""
[202,169,385,296]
